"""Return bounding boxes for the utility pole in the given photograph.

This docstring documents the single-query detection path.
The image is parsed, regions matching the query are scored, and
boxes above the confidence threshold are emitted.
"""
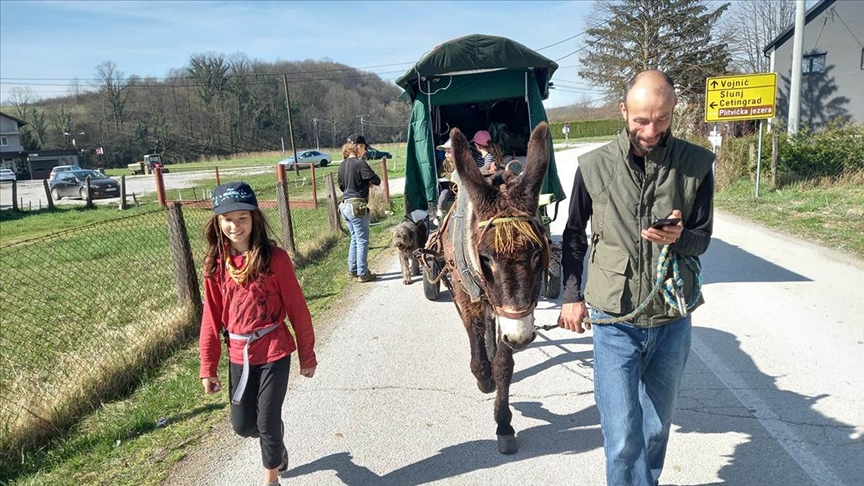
[282,74,300,175]
[359,114,368,136]
[787,0,806,136]
[312,118,320,151]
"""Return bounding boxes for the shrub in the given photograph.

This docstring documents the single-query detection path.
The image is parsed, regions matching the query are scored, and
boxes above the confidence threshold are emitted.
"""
[548,119,623,139]
[780,119,864,179]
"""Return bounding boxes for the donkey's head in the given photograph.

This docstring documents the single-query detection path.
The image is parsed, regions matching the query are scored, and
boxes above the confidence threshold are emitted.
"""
[450,123,551,350]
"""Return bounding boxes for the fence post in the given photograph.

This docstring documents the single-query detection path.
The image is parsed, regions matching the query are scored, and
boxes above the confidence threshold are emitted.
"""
[85,177,93,208]
[215,167,221,186]
[276,180,297,255]
[380,157,390,208]
[42,179,54,210]
[310,164,318,209]
[771,132,779,189]
[119,175,127,210]
[11,180,17,211]
[325,172,341,234]
[154,167,166,207]
[165,203,203,325]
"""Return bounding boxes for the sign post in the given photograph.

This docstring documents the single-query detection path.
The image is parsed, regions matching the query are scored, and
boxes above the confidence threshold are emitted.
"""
[705,73,777,198]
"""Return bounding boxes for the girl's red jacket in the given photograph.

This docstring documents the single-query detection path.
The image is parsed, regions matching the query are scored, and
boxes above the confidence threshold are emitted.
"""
[199,246,317,378]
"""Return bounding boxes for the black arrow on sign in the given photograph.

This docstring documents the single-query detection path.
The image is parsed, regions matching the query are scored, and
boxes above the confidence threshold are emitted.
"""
[710,102,717,109]
[711,80,718,89]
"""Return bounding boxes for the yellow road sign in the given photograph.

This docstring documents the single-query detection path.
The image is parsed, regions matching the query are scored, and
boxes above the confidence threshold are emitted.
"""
[704,73,777,122]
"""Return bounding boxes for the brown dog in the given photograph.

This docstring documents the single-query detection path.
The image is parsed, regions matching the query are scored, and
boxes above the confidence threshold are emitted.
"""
[392,218,425,284]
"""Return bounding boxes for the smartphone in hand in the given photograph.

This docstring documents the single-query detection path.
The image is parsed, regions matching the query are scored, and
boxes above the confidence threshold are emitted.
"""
[650,217,681,229]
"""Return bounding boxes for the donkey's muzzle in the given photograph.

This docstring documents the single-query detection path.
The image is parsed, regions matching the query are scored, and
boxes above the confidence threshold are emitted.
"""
[497,309,537,350]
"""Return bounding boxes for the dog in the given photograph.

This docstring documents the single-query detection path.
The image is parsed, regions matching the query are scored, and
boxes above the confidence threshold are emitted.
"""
[392,217,427,285]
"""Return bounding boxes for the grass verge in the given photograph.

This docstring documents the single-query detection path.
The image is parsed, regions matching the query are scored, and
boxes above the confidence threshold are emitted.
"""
[715,179,864,259]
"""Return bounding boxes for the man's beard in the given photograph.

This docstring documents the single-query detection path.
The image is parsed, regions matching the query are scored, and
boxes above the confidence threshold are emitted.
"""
[627,127,671,157]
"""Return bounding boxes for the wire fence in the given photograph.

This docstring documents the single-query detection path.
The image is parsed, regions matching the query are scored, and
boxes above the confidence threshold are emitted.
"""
[0,169,352,456]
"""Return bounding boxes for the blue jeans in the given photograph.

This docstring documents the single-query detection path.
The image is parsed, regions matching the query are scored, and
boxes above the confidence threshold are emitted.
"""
[591,309,692,486]
[340,201,371,276]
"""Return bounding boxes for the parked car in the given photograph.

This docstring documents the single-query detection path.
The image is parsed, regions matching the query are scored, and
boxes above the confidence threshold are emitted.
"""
[365,146,393,160]
[50,170,120,200]
[278,150,331,168]
[49,165,84,179]
[0,167,16,182]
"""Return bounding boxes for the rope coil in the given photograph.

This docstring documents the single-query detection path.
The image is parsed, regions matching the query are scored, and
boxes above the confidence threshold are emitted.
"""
[586,244,702,325]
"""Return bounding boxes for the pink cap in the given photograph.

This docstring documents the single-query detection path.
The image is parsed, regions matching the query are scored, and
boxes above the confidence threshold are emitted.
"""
[472,130,492,146]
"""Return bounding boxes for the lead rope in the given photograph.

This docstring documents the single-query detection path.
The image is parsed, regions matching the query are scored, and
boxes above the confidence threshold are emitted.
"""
[585,245,703,325]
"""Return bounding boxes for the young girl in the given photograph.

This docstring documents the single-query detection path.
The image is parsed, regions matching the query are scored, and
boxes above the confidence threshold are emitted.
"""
[199,181,317,486]
[472,130,502,173]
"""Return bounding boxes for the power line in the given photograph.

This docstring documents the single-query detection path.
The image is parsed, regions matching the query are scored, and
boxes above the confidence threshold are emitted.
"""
[536,31,586,51]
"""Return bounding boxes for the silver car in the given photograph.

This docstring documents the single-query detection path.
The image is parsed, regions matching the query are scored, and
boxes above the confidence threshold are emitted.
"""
[0,167,15,182]
[278,150,332,168]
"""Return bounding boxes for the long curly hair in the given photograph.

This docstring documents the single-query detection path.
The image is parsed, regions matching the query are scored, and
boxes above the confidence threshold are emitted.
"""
[202,209,277,282]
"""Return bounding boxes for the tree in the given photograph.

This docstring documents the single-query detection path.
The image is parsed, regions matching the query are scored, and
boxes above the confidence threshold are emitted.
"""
[578,0,730,102]
[721,0,795,74]
[94,61,129,130]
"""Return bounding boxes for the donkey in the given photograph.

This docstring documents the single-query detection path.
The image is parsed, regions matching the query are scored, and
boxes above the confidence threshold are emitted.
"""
[436,123,550,454]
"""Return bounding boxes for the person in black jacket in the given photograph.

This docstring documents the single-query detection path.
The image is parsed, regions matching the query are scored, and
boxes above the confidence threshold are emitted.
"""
[337,133,381,282]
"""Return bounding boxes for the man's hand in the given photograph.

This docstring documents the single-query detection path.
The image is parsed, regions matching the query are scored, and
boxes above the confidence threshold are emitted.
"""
[300,366,317,378]
[558,301,591,333]
[641,209,683,245]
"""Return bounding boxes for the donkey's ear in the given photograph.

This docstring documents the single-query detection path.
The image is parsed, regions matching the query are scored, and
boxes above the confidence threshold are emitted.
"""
[450,127,498,211]
[512,122,550,213]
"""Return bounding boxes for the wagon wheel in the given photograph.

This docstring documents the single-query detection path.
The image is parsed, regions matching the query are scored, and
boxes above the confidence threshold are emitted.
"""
[543,242,562,299]
[422,259,441,301]
[544,267,561,299]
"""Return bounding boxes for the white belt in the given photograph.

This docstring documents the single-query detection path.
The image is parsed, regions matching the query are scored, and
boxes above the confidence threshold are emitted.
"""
[227,322,282,405]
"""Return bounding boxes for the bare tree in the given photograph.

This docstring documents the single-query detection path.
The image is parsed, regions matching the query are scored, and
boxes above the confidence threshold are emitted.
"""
[94,61,129,130]
[721,0,795,73]
[68,77,85,104]
[8,86,35,121]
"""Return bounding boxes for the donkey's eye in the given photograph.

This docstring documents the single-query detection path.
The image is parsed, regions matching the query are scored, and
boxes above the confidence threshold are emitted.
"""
[480,255,495,282]
[530,248,542,266]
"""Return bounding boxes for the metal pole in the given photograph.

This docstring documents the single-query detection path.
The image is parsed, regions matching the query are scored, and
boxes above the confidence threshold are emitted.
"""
[282,74,301,176]
[788,0,806,136]
[755,120,764,198]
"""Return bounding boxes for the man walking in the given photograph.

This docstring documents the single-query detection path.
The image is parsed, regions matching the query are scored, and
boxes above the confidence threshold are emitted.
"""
[557,69,715,486]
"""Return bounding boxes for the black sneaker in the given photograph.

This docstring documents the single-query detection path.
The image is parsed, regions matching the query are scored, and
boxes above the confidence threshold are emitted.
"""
[357,272,379,283]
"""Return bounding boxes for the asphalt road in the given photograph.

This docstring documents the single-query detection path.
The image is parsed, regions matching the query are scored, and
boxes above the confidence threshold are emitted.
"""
[162,143,863,486]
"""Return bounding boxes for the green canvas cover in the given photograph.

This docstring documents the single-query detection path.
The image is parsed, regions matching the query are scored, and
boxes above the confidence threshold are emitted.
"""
[399,35,565,214]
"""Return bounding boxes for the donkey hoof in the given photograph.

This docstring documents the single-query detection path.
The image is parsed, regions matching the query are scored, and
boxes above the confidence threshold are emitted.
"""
[477,378,495,394]
[403,280,412,285]
[497,434,518,454]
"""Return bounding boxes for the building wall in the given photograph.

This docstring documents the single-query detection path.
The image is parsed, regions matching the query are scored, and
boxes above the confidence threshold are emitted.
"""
[772,0,864,128]
[0,115,24,154]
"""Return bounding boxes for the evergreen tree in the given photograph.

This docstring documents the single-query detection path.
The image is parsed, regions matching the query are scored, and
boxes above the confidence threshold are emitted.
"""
[579,0,730,103]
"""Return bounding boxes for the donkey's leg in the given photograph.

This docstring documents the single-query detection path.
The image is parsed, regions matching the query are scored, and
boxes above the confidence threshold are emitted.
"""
[464,310,494,394]
[492,343,518,454]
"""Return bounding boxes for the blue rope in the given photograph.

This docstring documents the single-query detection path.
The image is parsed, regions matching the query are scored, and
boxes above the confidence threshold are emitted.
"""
[586,245,702,325]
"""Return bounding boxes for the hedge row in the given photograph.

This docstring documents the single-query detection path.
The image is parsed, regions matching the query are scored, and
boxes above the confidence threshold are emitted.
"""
[548,119,623,139]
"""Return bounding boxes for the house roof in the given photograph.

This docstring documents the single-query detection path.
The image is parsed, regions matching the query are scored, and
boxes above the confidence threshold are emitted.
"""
[763,0,835,55]
[0,111,28,128]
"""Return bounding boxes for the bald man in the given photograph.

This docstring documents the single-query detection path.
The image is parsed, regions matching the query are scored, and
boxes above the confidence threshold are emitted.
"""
[557,70,715,486]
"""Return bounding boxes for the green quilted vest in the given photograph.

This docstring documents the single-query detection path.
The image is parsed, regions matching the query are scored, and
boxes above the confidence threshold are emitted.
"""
[580,130,714,327]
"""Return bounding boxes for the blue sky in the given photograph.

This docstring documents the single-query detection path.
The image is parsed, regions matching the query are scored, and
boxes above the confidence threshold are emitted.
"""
[0,0,603,108]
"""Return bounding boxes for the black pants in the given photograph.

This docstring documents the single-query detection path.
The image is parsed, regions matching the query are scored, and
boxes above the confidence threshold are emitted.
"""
[229,355,290,469]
